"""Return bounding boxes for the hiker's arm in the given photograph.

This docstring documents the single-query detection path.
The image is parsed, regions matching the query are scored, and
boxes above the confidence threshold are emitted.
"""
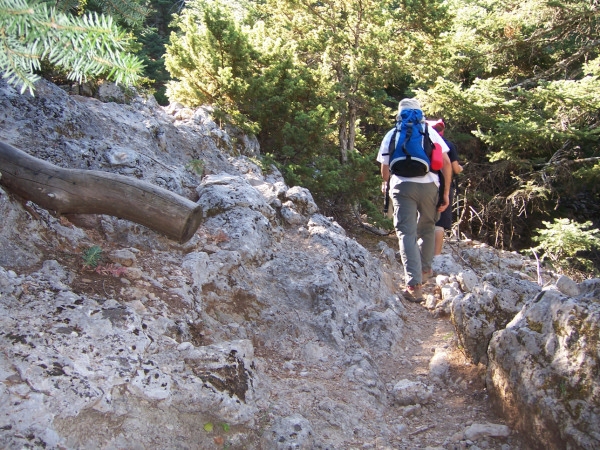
[452,160,463,175]
[381,164,390,193]
[437,153,452,212]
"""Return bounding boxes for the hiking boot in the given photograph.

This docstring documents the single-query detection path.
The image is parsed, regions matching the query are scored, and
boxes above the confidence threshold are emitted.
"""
[403,284,424,303]
[422,269,434,283]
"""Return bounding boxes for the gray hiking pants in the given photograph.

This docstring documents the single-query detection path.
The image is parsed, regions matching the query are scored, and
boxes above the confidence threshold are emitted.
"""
[391,180,439,287]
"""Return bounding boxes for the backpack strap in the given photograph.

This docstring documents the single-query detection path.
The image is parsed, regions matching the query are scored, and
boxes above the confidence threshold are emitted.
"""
[422,122,438,172]
[381,127,398,164]
[382,127,397,213]
[423,123,432,156]
[399,123,414,157]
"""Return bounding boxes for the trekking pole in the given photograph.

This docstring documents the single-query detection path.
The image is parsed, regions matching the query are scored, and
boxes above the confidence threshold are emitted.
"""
[383,177,391,215]
[454,178,460,241]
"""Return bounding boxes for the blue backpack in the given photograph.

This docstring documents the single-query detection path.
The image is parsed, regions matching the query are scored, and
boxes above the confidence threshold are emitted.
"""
[384,108,435,177]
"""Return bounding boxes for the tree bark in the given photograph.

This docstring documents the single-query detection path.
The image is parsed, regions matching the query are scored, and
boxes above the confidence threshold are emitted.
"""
[0,141,203,243]
[348,102,356,153]
[339,116,349,164]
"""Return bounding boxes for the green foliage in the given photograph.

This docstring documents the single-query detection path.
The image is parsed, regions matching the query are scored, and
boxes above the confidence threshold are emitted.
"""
[410,0,600,251]
[532,218,600,261]
[82,245,103,268]
[52,0,149,28]
[162,0,454,223]
[417,76,598,165]
[0,0,145,94]
[530,218,600,276]
[164,0,342,196]
[165,1,258,114]
[420,0,600,163]
[572,163,600,192]
[185,158,205,176]
[202,420,230,433]
[77,0,150,29]
[257,0,452,161]
[250,153,277,175]
[135,27,171,105]
[420,0,600,147]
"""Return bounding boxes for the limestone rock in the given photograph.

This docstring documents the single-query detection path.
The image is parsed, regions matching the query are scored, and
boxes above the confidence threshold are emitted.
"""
[451,273,541,364]
[556,274,580,297]
[464,423,510,440]
[429,349,450,383]
[392,379,434,406]
[262,414,315,449]
[487,289,600,450]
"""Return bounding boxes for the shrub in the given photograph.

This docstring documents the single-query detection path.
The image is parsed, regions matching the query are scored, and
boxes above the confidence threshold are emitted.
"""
[529,218,600,278]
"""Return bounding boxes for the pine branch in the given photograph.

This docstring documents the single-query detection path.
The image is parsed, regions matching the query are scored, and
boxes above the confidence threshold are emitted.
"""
[0,36,42,90]
[0,0,144,94]
[509,39,600,91]
[95,0,149,28]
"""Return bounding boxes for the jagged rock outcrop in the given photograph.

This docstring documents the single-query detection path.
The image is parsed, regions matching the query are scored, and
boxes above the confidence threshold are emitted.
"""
[0,79,403,449]
[487,284,600,450]
[451,272,542,364]
[427,245,600,450]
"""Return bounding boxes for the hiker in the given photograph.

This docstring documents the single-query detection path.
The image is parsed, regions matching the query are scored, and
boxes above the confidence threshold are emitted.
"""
[377,98,452,303]
[428,119,463,255]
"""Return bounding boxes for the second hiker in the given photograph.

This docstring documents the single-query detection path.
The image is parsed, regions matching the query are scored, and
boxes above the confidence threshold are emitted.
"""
[428,119,463,255]
[377,98,452,303]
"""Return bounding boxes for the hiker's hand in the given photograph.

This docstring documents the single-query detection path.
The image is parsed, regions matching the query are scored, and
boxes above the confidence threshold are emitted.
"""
[437,194,450,212]
[381,181,388,194]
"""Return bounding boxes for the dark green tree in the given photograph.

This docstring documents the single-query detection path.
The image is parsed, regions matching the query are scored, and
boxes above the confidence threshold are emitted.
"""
[415,0,600,253]
[164,0,341,204]
[134,0,182,104]
[257,0,451,163]
[165,0,259,125]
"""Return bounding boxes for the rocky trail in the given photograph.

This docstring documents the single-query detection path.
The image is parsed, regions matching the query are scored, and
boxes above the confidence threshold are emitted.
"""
[384,296,527,449]
[53,223,532,449]
[352,230,533,449]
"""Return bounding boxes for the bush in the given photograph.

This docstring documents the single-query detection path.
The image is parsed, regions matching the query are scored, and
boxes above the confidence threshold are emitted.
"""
[529,218,600,278]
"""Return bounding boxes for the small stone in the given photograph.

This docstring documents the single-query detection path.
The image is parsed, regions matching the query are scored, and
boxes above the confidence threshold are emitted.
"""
[177,342,193,351]
[464,423,510,440]
[556,275,579,297]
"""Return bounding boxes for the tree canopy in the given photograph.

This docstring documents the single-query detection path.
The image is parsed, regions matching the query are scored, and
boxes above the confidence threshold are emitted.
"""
[415,0,600,258]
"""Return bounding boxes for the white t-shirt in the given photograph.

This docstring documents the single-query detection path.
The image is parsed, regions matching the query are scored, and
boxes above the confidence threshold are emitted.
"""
[377,123,449,186]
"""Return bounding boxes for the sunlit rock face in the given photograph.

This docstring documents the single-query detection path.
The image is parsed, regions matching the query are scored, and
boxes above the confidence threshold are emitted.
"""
[487,285,600,450]
[0,79,401,449]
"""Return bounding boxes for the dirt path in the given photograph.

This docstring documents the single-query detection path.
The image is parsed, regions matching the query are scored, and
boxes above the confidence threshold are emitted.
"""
[352,229,532,449]
[383,297,517,448]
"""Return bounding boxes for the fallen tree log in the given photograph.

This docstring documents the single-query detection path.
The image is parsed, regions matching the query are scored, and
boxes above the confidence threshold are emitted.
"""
[0,141,203,243]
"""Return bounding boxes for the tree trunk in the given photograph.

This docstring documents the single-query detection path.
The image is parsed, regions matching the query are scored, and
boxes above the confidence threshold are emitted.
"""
[348,103,356,153]
[0,141,203,243]
[339,117,349,164]
[338,102,357,164]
